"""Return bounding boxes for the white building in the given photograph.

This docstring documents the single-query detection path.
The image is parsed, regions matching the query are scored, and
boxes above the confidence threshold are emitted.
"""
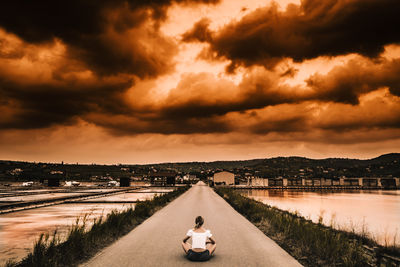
[183,174,197,181]
[251,177,268,186]
[213,171,235,185]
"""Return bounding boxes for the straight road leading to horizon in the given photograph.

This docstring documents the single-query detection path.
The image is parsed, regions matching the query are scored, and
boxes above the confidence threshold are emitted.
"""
[83,182,302,267]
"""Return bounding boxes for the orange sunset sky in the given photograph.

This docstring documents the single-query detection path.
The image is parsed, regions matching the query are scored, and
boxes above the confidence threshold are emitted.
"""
[0,0,400,164]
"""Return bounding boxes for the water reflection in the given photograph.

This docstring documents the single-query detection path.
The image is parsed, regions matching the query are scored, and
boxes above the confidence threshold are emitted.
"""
[241,189,400,246]
[0,203,132,265]
[0,189,168,265]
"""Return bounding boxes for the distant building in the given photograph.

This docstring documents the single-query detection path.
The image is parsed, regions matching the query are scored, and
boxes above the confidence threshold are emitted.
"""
[119,177,131,187]
[149,171,176,185]
[22,181,34,187]
[10,168,23,175]
[47,178,60,187]
[250,177,268,186]
[214,171,235,185]
[183,174,197,181]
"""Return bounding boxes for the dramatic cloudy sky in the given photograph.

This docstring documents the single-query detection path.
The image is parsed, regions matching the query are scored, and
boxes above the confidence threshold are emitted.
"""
[1,0,400,163]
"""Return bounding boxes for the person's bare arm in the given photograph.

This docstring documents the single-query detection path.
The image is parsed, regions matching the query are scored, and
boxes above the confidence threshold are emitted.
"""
[183,236,190,243]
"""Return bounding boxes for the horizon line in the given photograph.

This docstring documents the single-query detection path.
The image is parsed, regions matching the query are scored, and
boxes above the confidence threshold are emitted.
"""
[1,152,399,166]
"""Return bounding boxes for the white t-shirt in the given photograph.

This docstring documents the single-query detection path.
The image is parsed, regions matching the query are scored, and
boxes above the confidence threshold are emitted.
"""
[186,229,212,249]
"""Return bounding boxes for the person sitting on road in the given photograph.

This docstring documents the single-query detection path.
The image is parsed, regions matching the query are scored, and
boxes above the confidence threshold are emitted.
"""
[182,216,216,261]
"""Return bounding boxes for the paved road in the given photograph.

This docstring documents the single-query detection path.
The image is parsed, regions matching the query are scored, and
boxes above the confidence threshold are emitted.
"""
[83,182,302,267]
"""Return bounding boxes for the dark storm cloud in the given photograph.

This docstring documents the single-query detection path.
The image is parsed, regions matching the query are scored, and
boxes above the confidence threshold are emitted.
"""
[182,18,212,42]
[156,57,400,122]
[249,115,308,134]
[1,0,400,137]
[157,71,300,120]
[0,75,132,129]
[137,57,400,134]
[0,0,218,78]
[185,0,400,70]
[1,53,400,134]
[307,58,400,104]
[80,70,304,135]
[88,113,233,135]
[0,0,220,130]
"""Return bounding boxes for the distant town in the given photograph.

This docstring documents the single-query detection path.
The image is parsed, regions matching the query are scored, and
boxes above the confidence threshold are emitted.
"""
[0,153,399,189]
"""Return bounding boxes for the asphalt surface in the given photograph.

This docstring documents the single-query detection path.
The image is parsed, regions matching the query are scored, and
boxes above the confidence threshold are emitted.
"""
[82,182,302,267]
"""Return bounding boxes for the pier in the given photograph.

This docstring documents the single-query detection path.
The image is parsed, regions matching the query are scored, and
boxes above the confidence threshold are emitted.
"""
[83,182,301,267]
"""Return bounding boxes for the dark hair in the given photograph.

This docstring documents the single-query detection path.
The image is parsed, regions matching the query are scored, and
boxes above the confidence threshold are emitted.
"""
[195,216,204,229]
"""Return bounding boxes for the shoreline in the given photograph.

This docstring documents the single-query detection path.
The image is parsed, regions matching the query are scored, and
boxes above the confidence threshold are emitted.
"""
[4,186,190,267]
[215,187,400,266]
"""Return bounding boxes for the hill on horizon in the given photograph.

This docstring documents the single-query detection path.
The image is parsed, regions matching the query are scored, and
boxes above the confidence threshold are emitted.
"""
[1,153,399,181]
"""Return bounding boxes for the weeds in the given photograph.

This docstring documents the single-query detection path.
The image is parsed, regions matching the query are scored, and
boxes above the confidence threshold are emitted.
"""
[9,186,189,267]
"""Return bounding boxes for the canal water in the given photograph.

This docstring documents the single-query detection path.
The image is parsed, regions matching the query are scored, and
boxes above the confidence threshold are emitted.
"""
[0,188,171,265]
[242,189,400,246]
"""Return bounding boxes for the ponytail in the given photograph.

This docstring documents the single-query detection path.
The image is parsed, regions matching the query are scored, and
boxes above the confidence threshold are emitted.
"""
[195,216,204,229]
